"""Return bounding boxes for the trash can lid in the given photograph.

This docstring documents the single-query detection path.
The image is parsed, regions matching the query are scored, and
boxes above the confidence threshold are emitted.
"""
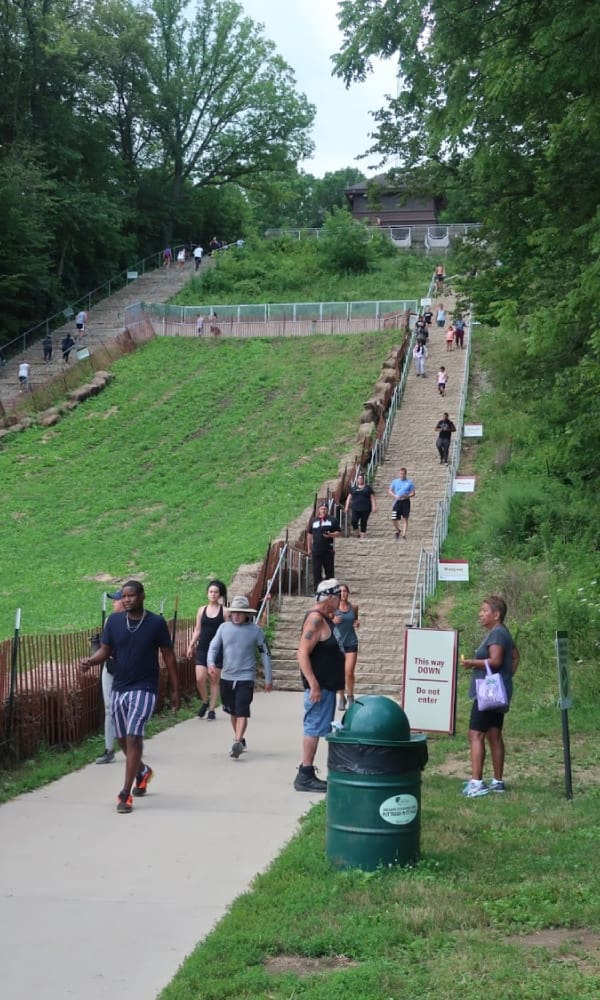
[327,695,425,746]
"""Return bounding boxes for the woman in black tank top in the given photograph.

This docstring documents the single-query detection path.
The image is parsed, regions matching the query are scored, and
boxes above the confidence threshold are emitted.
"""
[187,580,228,719]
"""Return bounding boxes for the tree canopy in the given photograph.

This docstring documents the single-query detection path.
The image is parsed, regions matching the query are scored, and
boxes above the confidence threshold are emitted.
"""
[0,0,315,343]
[334,0,600,484]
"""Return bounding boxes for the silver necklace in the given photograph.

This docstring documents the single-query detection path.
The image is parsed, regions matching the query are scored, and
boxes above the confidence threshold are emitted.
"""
[126,611,146,633]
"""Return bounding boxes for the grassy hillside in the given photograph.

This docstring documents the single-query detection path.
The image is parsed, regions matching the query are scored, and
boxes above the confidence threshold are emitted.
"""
[156,318,600,1000]
[0,331,402,636]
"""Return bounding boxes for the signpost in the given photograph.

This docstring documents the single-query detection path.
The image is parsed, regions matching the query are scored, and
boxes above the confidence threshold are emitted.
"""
[453,476,476,493]
[402,628,458,734]
[438,559,469,582]
[555,630,573,800]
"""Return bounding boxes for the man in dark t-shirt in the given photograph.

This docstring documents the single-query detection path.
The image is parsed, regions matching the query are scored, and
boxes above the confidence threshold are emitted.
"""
[435,412,457,464]
[81,580,179,814]
[306,502,341,592]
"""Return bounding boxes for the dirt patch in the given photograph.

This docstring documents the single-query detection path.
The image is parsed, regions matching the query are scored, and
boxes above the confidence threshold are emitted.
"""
[426,594,456,630]
[432,736,600,784]
[264,954,359,978]
[505,928,600,973]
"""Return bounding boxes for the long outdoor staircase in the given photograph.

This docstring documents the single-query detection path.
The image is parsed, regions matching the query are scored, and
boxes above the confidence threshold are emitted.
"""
[0,258,199,409]
[270,296,467,697]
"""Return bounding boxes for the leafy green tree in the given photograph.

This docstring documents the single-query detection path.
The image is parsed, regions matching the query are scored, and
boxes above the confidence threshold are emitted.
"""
[334,0,600,482]
[318,207,374,274]
[146,0,315,226]
[0,145,59,336]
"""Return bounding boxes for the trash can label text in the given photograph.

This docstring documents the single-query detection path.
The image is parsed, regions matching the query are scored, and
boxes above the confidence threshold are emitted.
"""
[379,794,418,826]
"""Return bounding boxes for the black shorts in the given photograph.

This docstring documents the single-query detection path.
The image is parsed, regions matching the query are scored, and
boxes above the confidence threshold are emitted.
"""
[392,498,411,520]
[196,645,222,668]
[220,679,254,718]
[469,702,506,732]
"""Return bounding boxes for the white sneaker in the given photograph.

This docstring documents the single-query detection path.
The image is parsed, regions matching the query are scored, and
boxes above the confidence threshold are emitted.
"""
[462,779,489,798]
[491,779,506,793]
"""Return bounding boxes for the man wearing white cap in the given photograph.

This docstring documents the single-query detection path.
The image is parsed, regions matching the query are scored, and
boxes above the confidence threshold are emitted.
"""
[208,596,272,758]
[295,579,345,792]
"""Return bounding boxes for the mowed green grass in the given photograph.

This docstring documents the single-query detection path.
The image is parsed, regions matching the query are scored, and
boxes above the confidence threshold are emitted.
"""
[0,331,402,636]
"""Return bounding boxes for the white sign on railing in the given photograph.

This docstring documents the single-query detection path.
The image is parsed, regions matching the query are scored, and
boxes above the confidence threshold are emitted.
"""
[438,560,469,581]
[463,424,483,437]
[453,476,476,492]
[402,627,458,734]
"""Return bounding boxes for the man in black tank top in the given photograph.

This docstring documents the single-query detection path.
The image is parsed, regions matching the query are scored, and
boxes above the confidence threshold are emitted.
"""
[295,579,345,792]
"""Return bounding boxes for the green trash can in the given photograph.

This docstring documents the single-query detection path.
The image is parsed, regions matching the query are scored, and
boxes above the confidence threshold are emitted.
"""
[326,695,428,871]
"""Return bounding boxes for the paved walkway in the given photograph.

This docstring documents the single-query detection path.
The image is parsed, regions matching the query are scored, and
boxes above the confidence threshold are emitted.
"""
[0,693,325,1000]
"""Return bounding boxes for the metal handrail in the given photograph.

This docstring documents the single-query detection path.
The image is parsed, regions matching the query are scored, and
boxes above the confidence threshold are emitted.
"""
[364,327,416,483]
[1,241,195,360]
[255,541,312,628]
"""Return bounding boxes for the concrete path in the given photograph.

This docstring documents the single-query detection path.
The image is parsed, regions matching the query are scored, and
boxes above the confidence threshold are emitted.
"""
[0,692,324,1000]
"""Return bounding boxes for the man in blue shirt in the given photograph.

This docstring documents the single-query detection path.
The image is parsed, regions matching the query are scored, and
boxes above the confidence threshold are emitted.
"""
[387,468,416,540]
[81,580,180,814]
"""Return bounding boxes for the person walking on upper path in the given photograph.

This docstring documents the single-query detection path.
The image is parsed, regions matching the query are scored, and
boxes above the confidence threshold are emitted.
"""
[18,361,30,391]
[207,596,272,759]
[306,502,341,593]
[295,579,345,792]
[193,244,204,271]
[388,468,416,541]
[42,334,53,363]
[454,314,466,349]
[75,310,87,336]
[80,580,180,814]
[435,412,456,465]
[437,366,449,397]
[345,472,377,538]
[413,341,428,377]
[61,333,75,364]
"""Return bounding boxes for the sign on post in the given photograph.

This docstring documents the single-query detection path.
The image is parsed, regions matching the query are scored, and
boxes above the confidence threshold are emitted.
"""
[438,560,469,582]
[555,630,573,800]
[555,630,572,709]
[402,628,458,734]
[453,476,476,493]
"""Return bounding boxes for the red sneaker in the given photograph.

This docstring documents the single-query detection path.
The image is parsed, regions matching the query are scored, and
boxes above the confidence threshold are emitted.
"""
[116,791,133,813]
[132,765,153,797]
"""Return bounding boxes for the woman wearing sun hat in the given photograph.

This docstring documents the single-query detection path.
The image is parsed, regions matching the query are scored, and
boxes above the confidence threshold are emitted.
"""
[207,596,273,758]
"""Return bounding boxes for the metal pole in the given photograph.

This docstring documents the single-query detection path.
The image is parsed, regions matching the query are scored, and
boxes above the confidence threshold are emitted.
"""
[6,608,22,749]
[561,709,574,800]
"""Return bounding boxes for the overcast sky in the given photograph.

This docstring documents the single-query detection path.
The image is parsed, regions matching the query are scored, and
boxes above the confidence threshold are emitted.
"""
[240,0,399,178]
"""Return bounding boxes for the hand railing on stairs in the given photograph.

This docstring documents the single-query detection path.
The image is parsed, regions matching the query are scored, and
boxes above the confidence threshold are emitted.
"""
[255,541,312,628]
